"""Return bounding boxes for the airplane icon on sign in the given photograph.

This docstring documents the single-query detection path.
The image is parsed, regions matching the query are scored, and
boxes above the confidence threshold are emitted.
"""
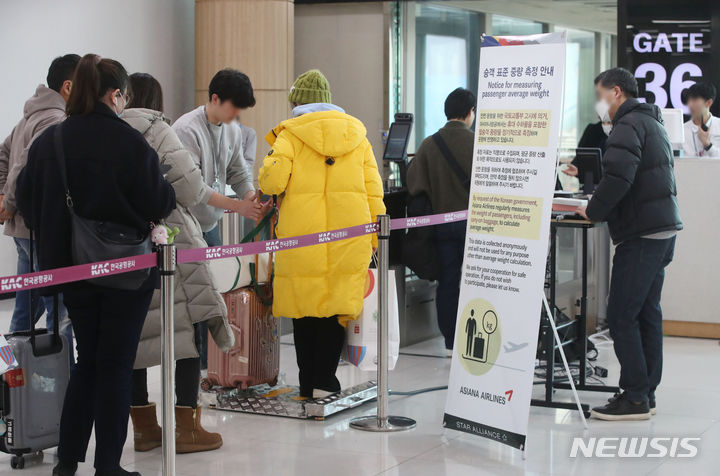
[503,341,528,353]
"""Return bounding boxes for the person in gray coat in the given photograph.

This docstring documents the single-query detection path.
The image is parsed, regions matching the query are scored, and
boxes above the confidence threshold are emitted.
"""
[124,73,259,454]
[0,54,78,367]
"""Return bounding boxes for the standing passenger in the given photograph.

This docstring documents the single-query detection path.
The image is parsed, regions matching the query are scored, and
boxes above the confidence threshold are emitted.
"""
[407,87,475,354]
[577,68,683,421]
[123,72,232,454]
[259,69,385,399]
[16,54,175,476]
[0,54,79,366]
[173,68,266,369]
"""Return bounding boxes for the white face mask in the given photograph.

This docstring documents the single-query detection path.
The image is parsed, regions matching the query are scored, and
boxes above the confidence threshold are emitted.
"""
[595,99,611,123]
[602,123,613,136]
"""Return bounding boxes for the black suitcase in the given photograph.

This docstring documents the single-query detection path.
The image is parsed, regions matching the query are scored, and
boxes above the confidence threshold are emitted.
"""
[473,335,486,361]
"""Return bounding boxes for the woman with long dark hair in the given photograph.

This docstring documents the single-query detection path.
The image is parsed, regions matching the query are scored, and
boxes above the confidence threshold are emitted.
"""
[16,54,175,476]
[123,72,230,454]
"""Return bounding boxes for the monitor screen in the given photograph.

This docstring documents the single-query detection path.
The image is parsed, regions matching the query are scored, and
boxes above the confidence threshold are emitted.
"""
[660,108,685,149]
[575,147,602,193]
[383,123,411,161]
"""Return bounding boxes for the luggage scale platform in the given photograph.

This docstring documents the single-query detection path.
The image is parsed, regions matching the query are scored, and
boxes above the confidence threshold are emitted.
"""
[200,380,377,420]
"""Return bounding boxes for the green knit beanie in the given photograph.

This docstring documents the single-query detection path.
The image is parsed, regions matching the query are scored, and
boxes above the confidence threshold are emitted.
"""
[289,69,331,104]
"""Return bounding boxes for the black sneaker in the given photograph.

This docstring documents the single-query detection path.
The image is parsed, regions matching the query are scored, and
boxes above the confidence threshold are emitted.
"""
[95,469,141,476]
[53,461,78,476]
[591,392,651,421]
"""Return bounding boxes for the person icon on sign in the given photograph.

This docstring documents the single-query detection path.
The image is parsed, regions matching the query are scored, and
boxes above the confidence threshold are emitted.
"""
[465,310,477,356]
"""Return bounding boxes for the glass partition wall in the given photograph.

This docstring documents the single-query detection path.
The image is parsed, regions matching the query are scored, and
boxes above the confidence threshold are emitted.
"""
[394,2,616,153]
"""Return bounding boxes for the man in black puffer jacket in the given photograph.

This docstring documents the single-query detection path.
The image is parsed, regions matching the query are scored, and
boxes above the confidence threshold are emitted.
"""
[577,68,682,421]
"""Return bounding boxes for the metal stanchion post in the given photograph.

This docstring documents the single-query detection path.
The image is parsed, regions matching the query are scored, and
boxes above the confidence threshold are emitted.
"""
[159,244,176,475]
[350,215,416,432]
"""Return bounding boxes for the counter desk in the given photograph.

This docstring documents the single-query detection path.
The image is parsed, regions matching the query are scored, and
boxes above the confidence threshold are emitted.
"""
[661,158,720,338]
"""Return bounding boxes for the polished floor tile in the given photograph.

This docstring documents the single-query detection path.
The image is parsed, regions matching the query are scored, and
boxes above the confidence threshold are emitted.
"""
[0,298,717,475]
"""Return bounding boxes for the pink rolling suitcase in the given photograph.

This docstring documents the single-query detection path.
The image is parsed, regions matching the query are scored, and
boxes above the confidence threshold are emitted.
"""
[202,286,279,390]
[202,207,279,390]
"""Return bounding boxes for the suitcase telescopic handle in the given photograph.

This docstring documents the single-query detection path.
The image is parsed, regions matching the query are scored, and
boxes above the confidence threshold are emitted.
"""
[28,228,63,357]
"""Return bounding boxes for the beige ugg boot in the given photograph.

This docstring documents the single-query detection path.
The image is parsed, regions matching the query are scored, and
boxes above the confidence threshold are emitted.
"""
[130,403,162,452]
[175,405,223,453]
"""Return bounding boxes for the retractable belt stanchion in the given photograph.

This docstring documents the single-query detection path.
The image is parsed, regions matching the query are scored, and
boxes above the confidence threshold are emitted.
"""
[158,244,177,476]
[351,215,416,432]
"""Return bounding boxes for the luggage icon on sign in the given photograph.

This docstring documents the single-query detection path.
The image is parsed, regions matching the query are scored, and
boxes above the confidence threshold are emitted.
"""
[462,310,498,364]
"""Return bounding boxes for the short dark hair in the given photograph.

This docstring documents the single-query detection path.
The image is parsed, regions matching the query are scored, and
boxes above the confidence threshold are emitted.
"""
[208,69,256,108]
[444,88,476,120]
[594,68,638,99]
[47,54,80,93]
[128,73,164,112]
[687,82,716,102]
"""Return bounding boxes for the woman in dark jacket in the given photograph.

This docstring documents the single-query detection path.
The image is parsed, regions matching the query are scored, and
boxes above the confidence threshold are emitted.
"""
[16,54,175,476]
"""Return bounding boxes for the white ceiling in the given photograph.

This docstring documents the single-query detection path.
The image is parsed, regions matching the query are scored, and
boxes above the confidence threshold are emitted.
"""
[432,0,618,34]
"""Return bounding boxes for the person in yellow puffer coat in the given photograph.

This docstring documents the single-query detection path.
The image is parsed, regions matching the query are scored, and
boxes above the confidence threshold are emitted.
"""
[259,70,385,399]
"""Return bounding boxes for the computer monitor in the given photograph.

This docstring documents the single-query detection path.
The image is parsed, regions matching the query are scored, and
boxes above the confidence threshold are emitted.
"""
[660,108,685,151]
[574,147,602,195]
[383,113,413,162]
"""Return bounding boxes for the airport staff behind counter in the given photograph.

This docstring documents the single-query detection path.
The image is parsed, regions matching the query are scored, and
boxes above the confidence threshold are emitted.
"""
[682,82,720,158]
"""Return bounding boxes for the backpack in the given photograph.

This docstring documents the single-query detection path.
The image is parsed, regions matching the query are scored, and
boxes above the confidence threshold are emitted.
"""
[402,132,470,280]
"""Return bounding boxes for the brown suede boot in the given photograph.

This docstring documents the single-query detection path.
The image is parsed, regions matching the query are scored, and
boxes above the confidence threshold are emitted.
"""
[175,405,223,453]
[129,403,162,452]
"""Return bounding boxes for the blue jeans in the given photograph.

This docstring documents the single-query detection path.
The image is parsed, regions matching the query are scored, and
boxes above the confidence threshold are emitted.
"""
[10,238,75,367]
[435,221,467,350]
[607,236,676,403]
[194,225,222,369]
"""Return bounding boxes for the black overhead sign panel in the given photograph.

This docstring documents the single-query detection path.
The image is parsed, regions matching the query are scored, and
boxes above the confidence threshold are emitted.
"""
[618,0,720,116]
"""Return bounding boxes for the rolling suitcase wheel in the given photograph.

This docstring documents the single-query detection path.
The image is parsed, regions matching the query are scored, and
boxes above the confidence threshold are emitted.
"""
[10,454,24,469]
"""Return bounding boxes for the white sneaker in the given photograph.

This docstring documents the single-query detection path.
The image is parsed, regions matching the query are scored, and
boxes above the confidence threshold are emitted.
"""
[445,349,453,358]
[312,388,335,399]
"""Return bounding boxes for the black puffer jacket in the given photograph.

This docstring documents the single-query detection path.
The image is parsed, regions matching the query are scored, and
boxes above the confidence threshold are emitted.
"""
[586,99,682,243]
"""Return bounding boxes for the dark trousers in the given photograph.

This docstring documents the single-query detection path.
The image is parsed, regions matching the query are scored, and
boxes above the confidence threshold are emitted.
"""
[293,316,345,398]
[195,226,223,369]
[435,220,467,349]
[607,236,676,403]
[131,356,200,408]
[58,283,153,471]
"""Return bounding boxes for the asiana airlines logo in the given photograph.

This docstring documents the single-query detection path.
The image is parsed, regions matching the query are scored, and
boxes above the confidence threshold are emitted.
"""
[1,277,23,292]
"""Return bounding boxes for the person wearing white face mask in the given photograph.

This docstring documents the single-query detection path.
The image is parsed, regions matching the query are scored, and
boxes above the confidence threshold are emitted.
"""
[576,67,682,422]
[563,116,613,177]
[16,53,176,476]
[682,81,720,158]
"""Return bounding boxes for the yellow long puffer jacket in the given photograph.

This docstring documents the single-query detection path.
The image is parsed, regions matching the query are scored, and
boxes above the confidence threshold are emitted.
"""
[259,110,385,323]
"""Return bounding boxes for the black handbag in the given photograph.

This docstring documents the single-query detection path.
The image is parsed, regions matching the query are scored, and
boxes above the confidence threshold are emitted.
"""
[53,124,152,290]
[402,192,438,280]
[402,132,470,281]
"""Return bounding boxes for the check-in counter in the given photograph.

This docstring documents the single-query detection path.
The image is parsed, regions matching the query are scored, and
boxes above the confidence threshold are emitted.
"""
[661,158,720,338]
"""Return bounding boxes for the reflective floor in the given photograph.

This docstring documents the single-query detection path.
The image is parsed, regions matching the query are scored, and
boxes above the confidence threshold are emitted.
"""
[0,299,718,475]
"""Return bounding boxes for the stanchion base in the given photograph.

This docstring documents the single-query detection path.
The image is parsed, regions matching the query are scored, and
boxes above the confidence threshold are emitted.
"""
[350,416,417,432]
